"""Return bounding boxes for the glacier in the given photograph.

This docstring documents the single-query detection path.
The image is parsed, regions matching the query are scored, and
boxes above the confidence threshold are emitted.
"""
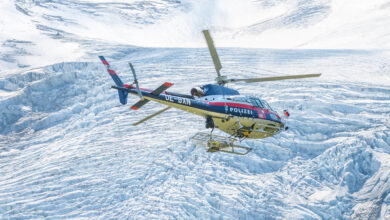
[0,0,390,219]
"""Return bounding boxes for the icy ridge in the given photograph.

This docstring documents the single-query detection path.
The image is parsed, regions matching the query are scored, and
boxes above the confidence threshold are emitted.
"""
[0,48,389,218]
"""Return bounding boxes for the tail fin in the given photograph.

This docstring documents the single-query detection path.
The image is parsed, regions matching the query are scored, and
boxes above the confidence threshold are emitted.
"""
[117,89,128,105]
[99,56,128,105]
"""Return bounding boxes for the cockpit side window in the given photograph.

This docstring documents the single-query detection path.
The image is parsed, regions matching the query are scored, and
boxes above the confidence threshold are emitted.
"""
[249,98,264,108]
[249,98,257,107]
[255,99,263,108]
[233,96,251,104]
[261,100,273,111]
[249,97,274,111]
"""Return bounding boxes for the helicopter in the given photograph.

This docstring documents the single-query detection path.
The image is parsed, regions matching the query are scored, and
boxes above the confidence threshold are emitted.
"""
[99,30,321,155]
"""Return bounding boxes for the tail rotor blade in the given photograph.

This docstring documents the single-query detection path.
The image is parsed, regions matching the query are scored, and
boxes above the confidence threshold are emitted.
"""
[129,62,143,100]
[228,73,322,83]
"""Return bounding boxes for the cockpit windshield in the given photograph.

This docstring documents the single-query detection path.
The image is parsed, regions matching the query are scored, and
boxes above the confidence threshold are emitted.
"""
[228,96,274,111]
[261,100,273,111]
[250,97,274,111]
[230,96,251,104]
[249,98,263,108]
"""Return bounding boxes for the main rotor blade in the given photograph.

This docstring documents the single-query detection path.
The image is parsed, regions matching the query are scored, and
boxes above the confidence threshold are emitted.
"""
[228,73,321,83]
[202,30,222,77]
[132,107,172,126]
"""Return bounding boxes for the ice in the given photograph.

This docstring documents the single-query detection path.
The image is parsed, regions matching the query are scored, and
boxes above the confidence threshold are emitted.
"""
[0,47,389,218]
[1,0,390,219]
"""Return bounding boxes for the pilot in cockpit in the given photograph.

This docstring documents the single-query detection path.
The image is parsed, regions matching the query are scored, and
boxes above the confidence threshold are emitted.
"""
[190,87,205,98]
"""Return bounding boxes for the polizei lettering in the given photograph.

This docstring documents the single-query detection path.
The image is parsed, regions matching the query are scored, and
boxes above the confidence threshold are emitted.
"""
[165,95,191,106]
[229,107,253,115]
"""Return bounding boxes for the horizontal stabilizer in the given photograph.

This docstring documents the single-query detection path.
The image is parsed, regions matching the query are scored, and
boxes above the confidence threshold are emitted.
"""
[130,82,173,110]
[131,99,150,110]
[152,82,173,95]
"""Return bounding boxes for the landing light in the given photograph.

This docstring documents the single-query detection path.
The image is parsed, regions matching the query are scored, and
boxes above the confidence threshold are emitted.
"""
[284,110,290,117]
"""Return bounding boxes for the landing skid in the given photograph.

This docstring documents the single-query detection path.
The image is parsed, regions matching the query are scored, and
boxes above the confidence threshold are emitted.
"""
[191,132,252,155]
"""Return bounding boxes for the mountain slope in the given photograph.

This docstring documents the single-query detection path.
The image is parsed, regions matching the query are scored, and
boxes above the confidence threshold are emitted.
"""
[0,0,390,219]
[0,48,389,218]
[1,0,390,71]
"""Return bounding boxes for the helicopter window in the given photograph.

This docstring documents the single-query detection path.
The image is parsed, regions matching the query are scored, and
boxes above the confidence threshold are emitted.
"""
[250,98,264,108]
[261,100,273,111]
[250,98,257,107]
[255,99,264,108]
[232,96,251,104]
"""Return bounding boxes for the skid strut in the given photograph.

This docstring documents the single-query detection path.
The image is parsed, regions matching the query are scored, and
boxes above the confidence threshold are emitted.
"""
[191,132,252,155]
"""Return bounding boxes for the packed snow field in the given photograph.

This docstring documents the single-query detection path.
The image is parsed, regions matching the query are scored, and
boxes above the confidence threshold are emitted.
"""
[1,0,390,219]
[1,48,390,219]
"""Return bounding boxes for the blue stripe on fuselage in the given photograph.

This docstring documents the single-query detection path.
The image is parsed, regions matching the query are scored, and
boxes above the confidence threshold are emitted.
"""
[121,87,261,118]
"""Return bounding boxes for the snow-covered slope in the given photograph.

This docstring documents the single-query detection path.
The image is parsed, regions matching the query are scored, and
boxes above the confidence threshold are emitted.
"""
[1,48,389,219]
[0,0,390,219]
[1,0,390,70]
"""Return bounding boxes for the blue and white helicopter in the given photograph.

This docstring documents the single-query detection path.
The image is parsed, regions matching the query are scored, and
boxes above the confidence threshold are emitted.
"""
[99,30,320,155]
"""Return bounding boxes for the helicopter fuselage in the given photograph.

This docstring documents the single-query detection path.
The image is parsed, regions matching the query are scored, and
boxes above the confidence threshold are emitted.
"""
[114,84,285,139]
[99,27,319,153]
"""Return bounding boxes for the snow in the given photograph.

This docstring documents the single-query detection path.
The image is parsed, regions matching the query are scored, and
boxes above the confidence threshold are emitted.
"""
[1,0,390,71]
[0,0,390,219]
[0,0,85,70]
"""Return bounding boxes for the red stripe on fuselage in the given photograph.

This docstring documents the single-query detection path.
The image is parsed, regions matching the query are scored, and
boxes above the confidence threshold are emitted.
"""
[252,106,270,114]
[209,102,253,109]
[139,88,153,93]
[137,88,169,94]
[210,102,273,117]
[211,102,272,114]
